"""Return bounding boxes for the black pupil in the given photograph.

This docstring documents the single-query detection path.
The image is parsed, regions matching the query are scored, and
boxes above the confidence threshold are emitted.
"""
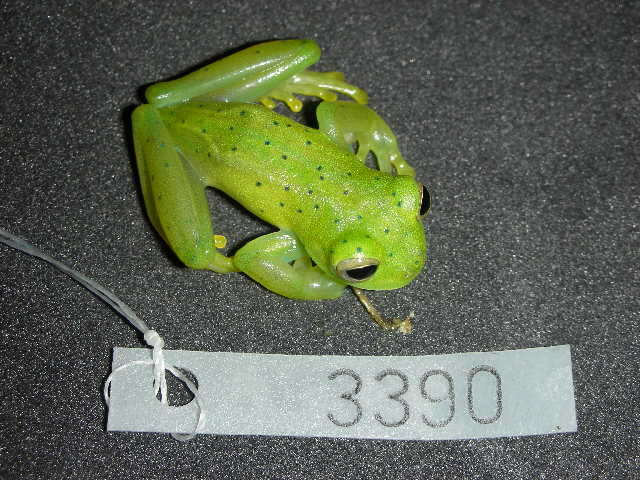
[346,264,378,280]
[420,185,431,216]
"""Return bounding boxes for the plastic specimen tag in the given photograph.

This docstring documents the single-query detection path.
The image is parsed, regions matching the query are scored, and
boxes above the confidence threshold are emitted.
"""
[107,345,576,441]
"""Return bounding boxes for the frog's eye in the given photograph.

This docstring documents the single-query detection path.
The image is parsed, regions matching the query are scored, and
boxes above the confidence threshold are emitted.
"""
[336,258,380,283]
[419,183,431,217]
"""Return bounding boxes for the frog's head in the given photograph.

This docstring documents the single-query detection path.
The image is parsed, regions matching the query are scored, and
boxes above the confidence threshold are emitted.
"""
[329,178,431,290]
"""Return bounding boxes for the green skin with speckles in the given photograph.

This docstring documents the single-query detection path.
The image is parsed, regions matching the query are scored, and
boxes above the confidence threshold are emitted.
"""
[132,39,428,300]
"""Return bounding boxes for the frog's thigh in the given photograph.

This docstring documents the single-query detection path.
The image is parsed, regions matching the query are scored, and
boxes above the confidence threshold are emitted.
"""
[132,105,237,273]
[233,231,345,300]
[146,39,321,108]
[316,101,415,177]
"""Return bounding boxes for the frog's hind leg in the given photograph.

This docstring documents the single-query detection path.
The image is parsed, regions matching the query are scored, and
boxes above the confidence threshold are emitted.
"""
[259,70,368,112]
[132,104,237,273]
[317,101,415,177]
[145,39,323,108]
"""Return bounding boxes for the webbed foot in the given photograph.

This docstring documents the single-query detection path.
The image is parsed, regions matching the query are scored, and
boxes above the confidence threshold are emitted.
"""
[316,101,415,177]
[259,71,368,112]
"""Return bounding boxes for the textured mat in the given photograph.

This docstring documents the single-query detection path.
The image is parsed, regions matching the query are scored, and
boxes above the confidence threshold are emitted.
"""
[1,1,637,478]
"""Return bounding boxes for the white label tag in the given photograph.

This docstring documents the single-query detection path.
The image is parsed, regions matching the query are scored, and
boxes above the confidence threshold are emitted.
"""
[107,345,577,440]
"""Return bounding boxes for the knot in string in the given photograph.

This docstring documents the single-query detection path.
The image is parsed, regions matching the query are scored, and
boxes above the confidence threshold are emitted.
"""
[102,329,205,441]
[144,329,165,349]
[0,227,205,441]
[144,329,168,404]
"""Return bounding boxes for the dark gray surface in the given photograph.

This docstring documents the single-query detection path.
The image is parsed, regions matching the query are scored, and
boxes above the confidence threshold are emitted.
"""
[1,1,638,479]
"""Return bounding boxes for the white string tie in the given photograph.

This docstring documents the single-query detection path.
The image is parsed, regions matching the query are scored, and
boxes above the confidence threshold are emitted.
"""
[102,329,206,442]
[144,329,168,404]
[0,227,205,441]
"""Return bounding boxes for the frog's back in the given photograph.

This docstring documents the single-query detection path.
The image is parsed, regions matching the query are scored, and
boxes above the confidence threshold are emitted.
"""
[159,102,381,231]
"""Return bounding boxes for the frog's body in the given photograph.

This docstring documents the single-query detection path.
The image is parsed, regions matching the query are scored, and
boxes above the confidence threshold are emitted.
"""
[133,39,430,325]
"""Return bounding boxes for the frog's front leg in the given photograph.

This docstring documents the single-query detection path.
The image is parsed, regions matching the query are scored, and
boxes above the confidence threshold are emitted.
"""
[233,231,345,300]
[317,101,415,177]
[132,105,236,273]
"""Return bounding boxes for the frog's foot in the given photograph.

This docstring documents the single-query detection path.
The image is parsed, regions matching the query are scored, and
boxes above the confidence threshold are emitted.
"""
[317,101,415,177]
[259,71,368,112]
[213,234,228,249]
[352,140,415,177]
[351,287,414,334]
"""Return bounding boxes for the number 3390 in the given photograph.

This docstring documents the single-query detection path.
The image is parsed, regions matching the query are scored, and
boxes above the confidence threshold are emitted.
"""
[327,366,503,428]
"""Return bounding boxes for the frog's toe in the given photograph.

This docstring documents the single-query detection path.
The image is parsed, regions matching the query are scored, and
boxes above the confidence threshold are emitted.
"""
[283,96,304,112]
[291,84,339,102]
[311,88,339,103]
[346,86,368,105]
[213,234,228,249]
[319,90,339,102]
[258,96,278,110]
[324,71,345,81]
[259,88,303,112]
[291,71,369,104]
[261,70,368,112]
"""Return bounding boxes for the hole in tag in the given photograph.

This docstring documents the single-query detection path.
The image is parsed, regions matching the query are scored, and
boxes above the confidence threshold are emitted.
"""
[156,367,199,407]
